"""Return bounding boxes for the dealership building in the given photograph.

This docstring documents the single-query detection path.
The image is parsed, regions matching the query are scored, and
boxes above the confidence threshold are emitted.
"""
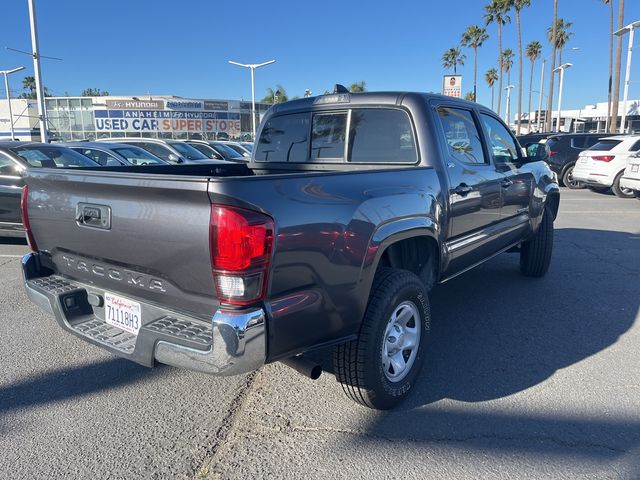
[0,95,272,142]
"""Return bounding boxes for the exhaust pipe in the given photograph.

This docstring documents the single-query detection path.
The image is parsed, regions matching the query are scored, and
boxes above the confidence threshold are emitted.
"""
[281,356,322,380]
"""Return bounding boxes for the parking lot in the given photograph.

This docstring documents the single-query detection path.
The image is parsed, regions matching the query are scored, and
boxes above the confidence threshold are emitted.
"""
[1,188,638,479]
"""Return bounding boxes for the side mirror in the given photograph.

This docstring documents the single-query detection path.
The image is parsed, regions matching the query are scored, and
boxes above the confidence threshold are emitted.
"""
[211,152,223,160]
[525,143,548,162]
[167,153,181,163]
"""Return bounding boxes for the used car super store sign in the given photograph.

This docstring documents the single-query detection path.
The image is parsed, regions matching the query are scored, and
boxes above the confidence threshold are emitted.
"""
[94,99,242,135]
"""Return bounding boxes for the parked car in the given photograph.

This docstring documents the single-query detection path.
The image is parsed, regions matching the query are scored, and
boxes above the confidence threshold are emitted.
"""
[185,140,246,162]
[216,140,251,158]
[529,133,620,189]
[0,141,98,237]
[97,138,226,164]
[21,91,559,409]
[60,142,168,166]
[572,135,640,198]
[619,150,640,199]
[239,141,254,152]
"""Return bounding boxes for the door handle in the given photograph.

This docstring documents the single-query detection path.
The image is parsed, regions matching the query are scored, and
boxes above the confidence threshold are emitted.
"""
[501,178,513,189]
[453,184,473,196]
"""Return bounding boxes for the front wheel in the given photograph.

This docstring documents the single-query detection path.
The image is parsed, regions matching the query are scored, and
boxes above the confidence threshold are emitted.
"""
[520,207,554,277]
[562,165,585,189]
[333,268,430,410]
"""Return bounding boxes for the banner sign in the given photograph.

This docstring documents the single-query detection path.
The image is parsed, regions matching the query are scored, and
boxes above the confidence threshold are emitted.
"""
[94,109,241,135]
[105,99,165,110]
[443,75,462,98]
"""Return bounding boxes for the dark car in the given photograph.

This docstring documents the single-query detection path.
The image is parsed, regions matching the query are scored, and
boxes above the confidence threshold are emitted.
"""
[527,133,619,189]
[186,140,247,162]
[0,142,98,237]
[59,142,168,166]
[97,138,227,164]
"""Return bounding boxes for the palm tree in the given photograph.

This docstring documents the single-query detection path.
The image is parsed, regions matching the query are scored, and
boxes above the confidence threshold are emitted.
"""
[485,68,499,111]
[525,41,542,132]
[546,0,558,132]
[442,47,466,74]
[501,49,515,118]
[611,0,625,132]
[461,25,489,101]
[547,19,574,67]
[261,85,288,104]
[603,0,614,130]
[348,81,367,93]
[513,0,532,134]
[484,0,511,115]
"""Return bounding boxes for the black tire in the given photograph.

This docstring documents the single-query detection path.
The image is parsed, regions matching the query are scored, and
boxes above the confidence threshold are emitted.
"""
[611,171,635,198]
[520,207,554,277]
[333,268,430,410]
[561,165,585,189]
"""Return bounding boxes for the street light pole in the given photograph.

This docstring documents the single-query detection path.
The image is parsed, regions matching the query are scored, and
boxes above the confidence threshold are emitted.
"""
[27,0,48,143]
[554,63,573,133]
[1,66,25,140]
[228,59,276,140]
[615,21,640,134]
[504,85,515,126]
[537,59,546,132]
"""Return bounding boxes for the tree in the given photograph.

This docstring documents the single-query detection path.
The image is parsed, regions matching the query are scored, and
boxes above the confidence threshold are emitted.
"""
[82,88,109,96]
[611,0,625,132]
[485,67,499,111]
[461,25,489,102]
[464,91,476,101]
[442,47,466,74]
[19,75,50,99]
[603,0,614,131]
[545,0,558,132]
[348,81,367,93]
[525,41,543,132]
[512,0,532,134]
[484,0,511,116]
[501,49,515,117]
[547,18,574,66]
[261,85,288,104]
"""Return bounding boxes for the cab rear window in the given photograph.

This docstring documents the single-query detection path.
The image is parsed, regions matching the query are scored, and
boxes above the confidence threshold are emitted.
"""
[254,108,417,164]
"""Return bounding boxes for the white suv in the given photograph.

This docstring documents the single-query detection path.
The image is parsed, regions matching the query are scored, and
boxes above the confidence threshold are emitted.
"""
[620,154,640,199]
[572,135,640,198]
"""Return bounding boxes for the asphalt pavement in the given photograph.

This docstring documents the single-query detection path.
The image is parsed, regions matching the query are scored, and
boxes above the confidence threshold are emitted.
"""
[1,188,639,479]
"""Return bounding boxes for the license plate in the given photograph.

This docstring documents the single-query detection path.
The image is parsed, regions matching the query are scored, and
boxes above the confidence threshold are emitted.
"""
[104,292,142,335]
[632,164,639,173]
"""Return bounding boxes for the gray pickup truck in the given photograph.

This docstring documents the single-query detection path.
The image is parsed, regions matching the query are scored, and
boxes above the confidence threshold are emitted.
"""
[22,92,559,409]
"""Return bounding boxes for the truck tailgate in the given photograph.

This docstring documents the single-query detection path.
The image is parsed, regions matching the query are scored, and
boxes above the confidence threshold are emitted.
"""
[25,169,217,317]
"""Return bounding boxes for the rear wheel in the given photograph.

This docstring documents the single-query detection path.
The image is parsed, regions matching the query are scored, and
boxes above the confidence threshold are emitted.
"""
[562,165,584,189]
[333,268,430,410]
[611,172,635,198]
[520,207,554,277]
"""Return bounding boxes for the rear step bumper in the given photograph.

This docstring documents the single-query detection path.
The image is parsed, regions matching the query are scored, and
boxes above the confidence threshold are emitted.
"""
[22,252,266,376]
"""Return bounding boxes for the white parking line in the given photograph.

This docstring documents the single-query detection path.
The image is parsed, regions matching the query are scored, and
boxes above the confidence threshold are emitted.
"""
[0,254,23,258]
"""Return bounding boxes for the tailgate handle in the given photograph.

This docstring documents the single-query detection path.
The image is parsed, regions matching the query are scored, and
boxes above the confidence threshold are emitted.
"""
[76,203,112,230]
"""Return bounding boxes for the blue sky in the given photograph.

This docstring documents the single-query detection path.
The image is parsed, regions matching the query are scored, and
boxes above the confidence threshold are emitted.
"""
[1,0,639,112]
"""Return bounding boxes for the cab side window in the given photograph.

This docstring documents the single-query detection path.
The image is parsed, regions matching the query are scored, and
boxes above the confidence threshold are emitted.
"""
[436,107,487,164]
[480,114,520,165]
[0,154,19,176]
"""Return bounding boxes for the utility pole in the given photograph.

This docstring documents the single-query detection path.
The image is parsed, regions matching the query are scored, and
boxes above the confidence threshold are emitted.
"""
[554,63,573,133]
[27,0,49,142]
[537,59,545,132]
[615,20,640,134]
[545,0,558,132]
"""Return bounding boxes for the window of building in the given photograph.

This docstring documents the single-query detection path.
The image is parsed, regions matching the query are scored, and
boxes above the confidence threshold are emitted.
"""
[254,113,310,162]
[480,113,520,165]
[348,109,416,163]
[437,107,487,164]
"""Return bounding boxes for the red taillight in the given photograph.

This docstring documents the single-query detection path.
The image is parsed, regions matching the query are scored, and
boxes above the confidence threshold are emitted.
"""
[20,185,38,252]
[549,151,559,156]
[210,205,274,306]
[592,155,615,162]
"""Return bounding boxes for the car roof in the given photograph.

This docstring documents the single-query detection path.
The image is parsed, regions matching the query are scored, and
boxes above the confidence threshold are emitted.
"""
[59,141,141,149]
[0,141,53,148]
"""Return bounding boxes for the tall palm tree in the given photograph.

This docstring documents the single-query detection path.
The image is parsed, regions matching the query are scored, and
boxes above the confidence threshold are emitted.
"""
[513,0,532,134]
[484,0,511,115]
[611,0,625,132]
[441,47,466,74]
[501,49,515,119]
[603,0,614,131]
[545,0,558,132]
[485,68,499,111]
[461,25,489,101]
[547,19,574,66]
[526,41,543,132]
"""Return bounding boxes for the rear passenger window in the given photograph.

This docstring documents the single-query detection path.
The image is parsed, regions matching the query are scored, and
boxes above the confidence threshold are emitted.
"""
[348,109,417,163]
[255,113,309,162]
[437,107,487,164]
[311,113,347,161]
[480,114,520,165]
